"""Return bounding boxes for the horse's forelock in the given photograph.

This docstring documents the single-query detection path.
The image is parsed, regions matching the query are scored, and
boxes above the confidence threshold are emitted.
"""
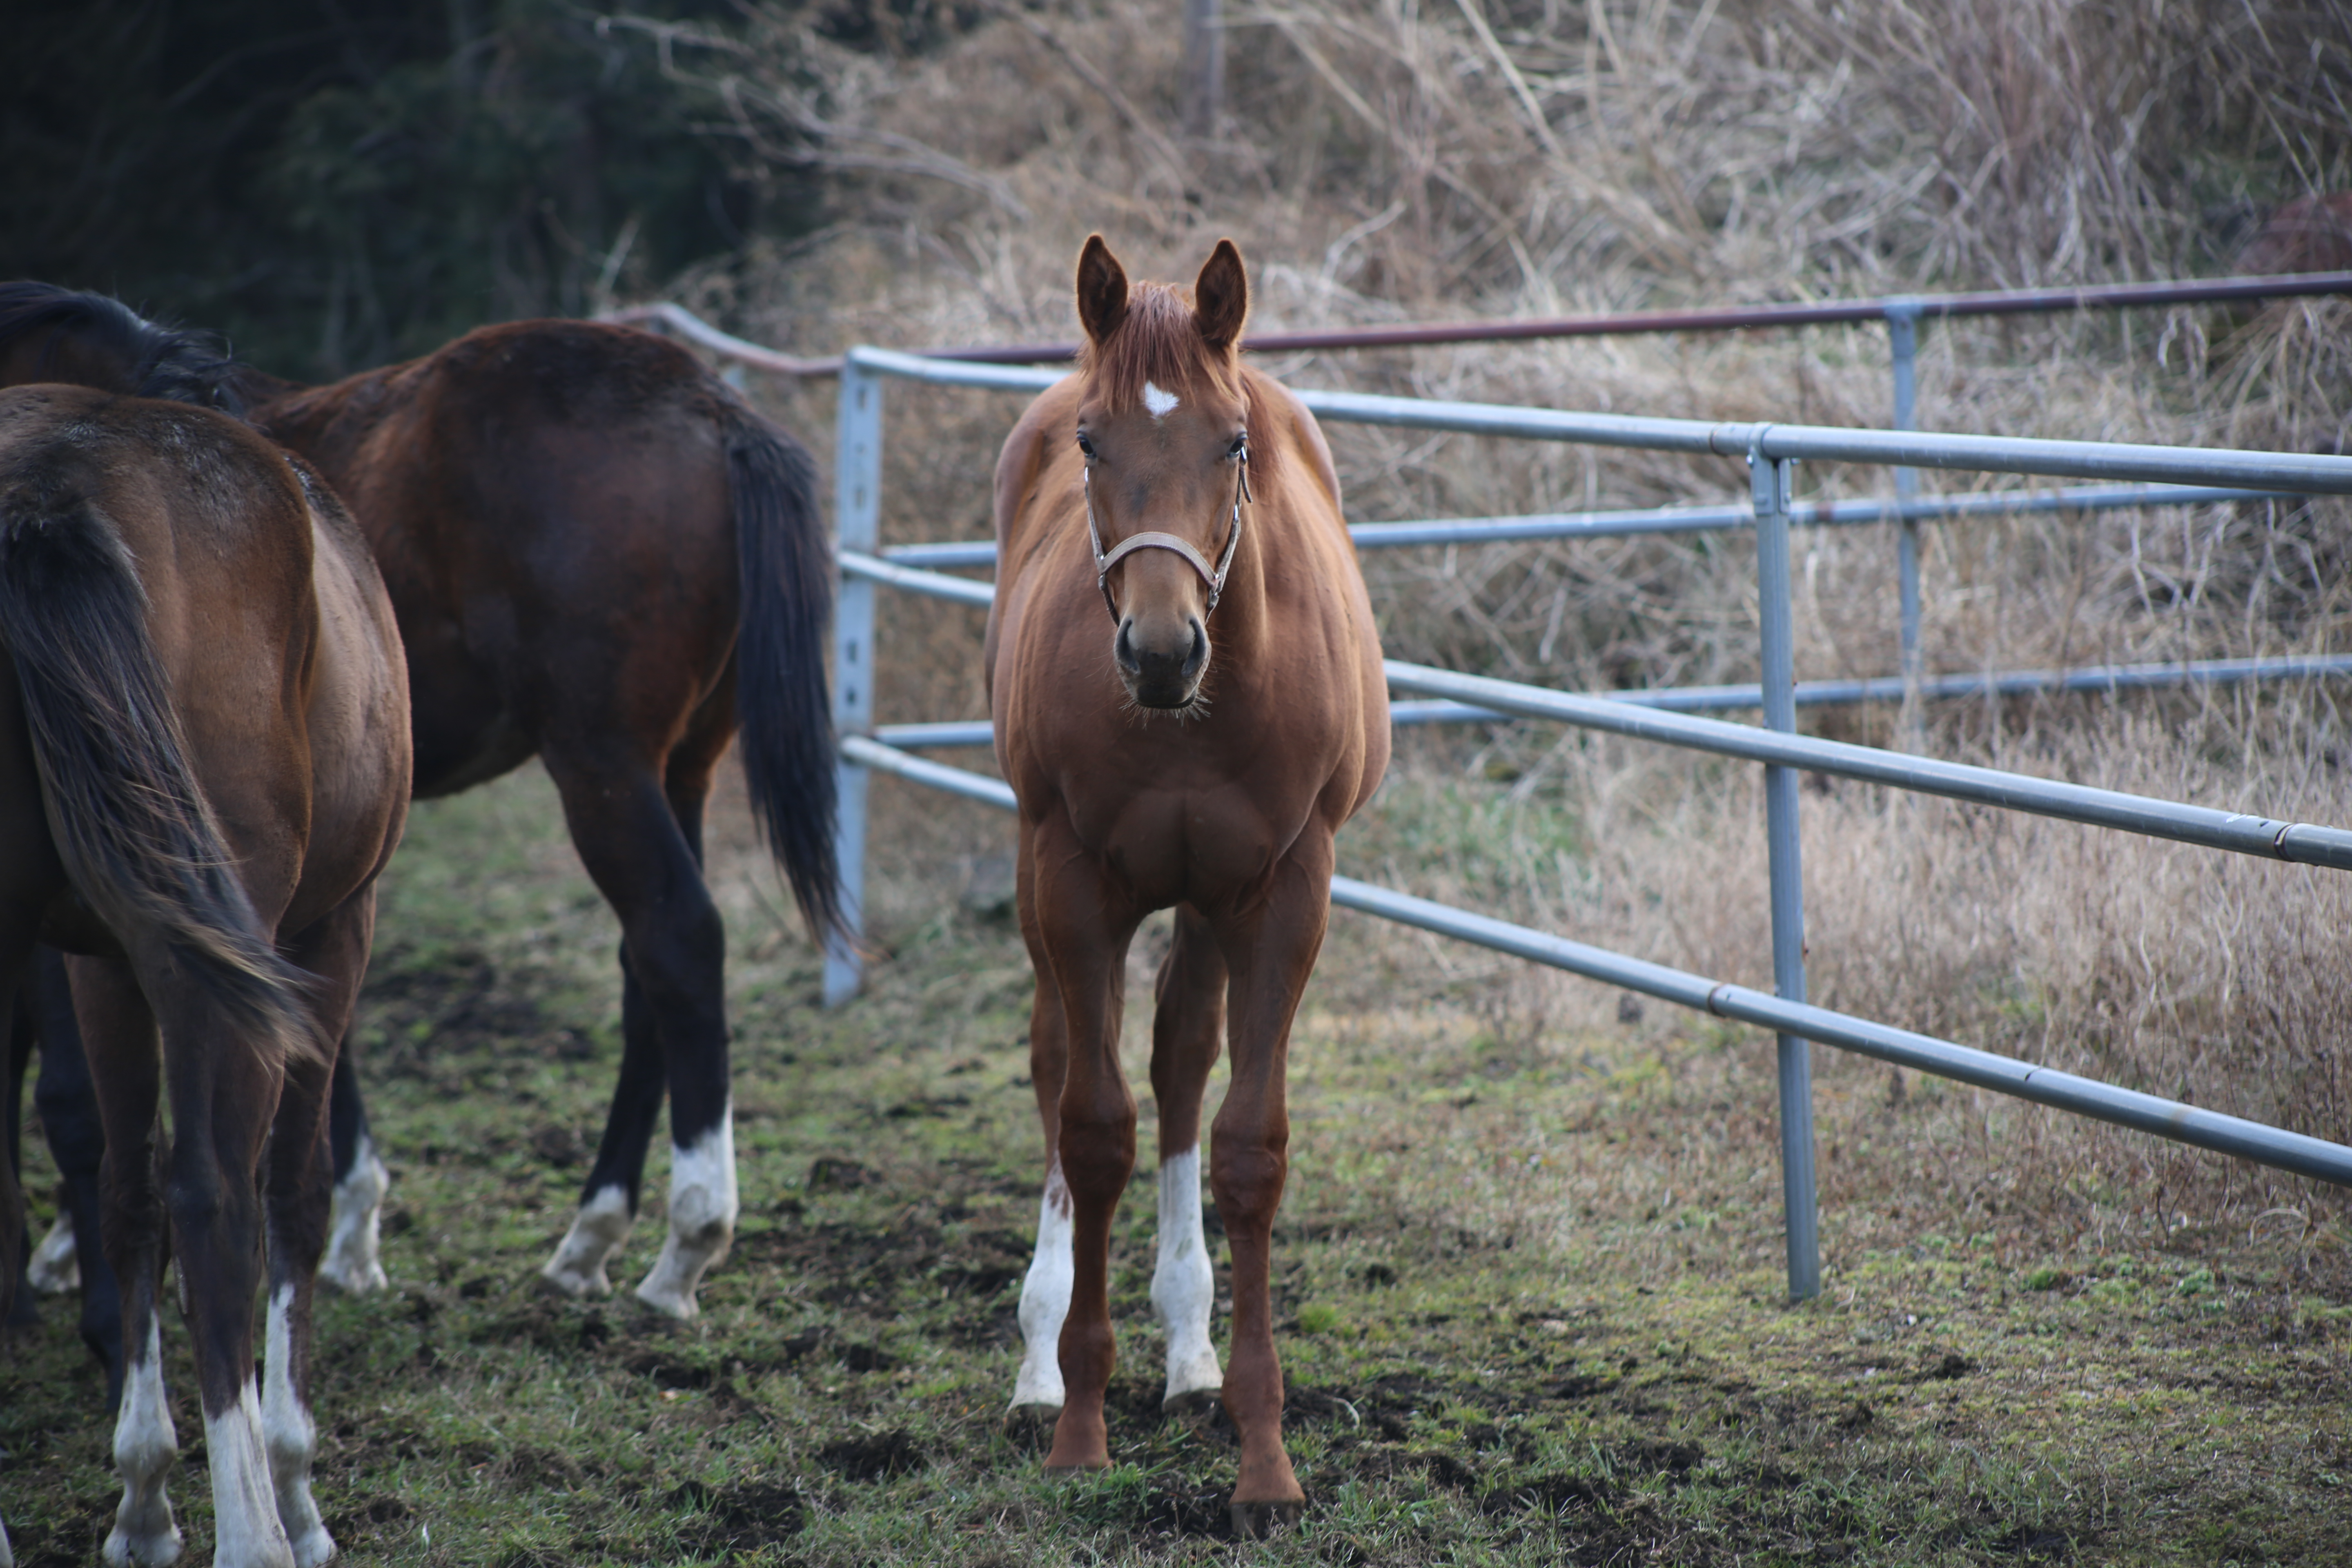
[1078,284,1241,415]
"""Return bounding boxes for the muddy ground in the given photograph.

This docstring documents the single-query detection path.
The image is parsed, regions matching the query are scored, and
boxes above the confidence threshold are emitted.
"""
[5,763,2350,1566]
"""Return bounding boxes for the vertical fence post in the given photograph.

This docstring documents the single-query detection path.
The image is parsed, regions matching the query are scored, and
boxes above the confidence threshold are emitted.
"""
[1885,301,1923,729]
[824,356,882,1008]
[1752,439,1821,1301]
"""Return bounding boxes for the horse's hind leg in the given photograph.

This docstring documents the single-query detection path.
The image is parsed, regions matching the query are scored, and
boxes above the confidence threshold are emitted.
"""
[73,956,184,1568]
[261,894,377,1568]
[31,948,126,1408]
[4,977,31,1332]
[541,947,662,1297]
[1149,905,1227,1415]
[540,745,735,1319]
[136,957,298,1568]
[316,1042,388,1294]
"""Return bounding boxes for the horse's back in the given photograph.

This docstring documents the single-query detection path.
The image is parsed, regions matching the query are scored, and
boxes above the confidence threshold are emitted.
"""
[252,321,749,794]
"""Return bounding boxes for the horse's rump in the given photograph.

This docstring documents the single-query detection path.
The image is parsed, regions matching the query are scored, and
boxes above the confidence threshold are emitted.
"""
[0,388,320,1070]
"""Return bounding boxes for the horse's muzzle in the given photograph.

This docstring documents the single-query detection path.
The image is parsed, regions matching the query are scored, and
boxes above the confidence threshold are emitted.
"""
[1115,615,1209,709]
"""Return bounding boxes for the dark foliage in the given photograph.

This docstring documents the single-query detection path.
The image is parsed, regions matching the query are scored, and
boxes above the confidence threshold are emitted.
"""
[0,0,822,379]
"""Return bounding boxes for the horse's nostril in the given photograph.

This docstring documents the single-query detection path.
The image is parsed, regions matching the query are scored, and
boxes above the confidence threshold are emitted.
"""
[1182,619,1208,680]
[1115,619,1142,673]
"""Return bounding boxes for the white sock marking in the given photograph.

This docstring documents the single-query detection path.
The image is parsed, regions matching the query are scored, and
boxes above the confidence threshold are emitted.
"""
[318,1131,390,1294]
[635,1108,737,1321]
[206,1379,297,1568]
[261,1284,333,1566]
[29,1212,78,1293]
[104,1316,182,1567]
[1142,381,1180,420]
[1010,1157,1075,1412]
[541,1185,633,1298]
[1150,1146,1223,1405]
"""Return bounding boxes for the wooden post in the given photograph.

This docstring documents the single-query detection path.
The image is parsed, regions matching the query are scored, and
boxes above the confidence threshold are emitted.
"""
[1182,0,1223,139]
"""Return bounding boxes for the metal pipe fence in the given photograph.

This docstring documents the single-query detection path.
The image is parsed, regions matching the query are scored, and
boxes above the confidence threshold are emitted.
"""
[822,342,2352,1302]
[623,270,2352,678]
[837,733,2352,1194]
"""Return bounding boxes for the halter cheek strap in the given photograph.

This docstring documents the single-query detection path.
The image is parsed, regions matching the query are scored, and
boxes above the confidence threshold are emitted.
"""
[1085,449,1251,624]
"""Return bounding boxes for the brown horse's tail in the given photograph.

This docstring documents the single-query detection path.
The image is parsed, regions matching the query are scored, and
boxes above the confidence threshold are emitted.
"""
[0,487,319,1069]
[723,408,845,942]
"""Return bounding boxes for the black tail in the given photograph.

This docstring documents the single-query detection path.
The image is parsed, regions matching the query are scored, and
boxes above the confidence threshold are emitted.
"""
[725,408,845,942]
[0,493,317,1068]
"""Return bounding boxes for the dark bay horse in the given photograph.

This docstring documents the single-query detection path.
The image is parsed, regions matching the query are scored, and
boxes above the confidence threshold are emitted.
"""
[243,319,838,1318]
[985,238,1389,1534]
[0,382,410,1567]
[0,283,840,1321]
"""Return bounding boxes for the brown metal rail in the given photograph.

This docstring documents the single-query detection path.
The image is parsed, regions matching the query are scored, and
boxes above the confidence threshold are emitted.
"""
[608,270,2352,375]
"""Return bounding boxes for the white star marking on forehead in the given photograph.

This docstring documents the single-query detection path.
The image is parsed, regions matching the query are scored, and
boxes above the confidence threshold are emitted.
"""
[1142,381,1180,420]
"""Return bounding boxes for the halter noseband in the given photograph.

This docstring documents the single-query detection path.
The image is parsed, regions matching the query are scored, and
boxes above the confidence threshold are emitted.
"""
[1085,445,1250,624]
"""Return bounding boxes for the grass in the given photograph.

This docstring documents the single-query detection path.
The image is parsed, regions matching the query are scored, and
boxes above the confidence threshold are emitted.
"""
[8,759,2352,1565]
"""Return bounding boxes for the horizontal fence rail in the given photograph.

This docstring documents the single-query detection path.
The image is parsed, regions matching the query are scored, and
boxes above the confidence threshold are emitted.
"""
[875,482,2295,569]
[841,346,2352,495]
[839,734,2352,1191]
[868,655,2352,749]
[613,270,2352,373]
[1377,660,2352,870]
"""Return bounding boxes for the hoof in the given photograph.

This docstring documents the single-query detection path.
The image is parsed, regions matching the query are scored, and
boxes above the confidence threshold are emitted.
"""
[1002,1401,1060,1446]
[101,1526,184,1568]
[286,1525,336,1568]
[1043,1460,1111,1477]
[535,1265,612,1302]
[315,1257,388,1296]
[1161,1387,1220,1423]
[29,1215,79,1294]
[1230,1498,1305,1539]
[630,1278,699,1321]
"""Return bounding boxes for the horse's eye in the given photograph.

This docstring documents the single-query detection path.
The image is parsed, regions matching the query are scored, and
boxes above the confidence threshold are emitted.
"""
[1076,431,1097,460]
[1227,433,1248,460]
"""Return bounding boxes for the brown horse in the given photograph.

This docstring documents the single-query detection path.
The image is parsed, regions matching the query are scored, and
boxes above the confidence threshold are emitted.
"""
[244,319,837,1318]
[0,282,840,1320]
[0,382,409,1567]
[985,237,1389,1534]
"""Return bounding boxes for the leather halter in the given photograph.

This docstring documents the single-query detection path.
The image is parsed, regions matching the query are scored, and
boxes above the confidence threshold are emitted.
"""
[1085,445,1250,624]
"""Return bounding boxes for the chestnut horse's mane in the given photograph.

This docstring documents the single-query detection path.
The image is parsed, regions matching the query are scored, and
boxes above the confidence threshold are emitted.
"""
[1078,283,1244,415]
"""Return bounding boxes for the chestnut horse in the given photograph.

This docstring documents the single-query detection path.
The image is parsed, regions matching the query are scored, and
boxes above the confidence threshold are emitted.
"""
[0,283,840,1321]
[986,237,1389,1534]
[0,382,409,1567]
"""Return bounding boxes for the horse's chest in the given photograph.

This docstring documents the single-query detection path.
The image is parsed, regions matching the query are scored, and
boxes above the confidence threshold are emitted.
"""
[1063,778,1299,908]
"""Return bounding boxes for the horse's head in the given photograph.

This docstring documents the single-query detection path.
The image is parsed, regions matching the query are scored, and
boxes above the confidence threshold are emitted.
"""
[0,282,247,414]
[1071,235,1252,714]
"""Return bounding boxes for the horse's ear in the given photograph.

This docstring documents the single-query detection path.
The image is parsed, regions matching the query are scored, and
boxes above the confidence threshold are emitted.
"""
[1193,239,1248,352]
[1076,235,1129,345]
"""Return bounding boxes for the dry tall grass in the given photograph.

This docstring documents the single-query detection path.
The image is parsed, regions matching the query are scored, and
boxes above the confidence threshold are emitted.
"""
[622,0,2352,1250]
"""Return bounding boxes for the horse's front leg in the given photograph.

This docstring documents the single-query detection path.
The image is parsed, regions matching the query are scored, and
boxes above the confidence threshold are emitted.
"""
[1209,844,1333,1537]
[1010,819,1076,1421]
[1029,817,1140,1473]
[1149,903,1227,1415]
